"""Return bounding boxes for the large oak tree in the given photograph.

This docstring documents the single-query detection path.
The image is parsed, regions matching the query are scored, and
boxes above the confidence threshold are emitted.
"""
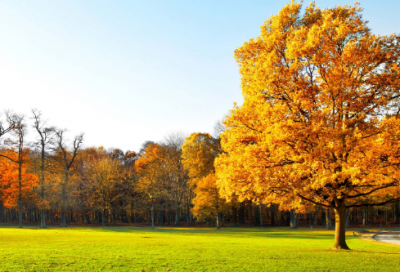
[216,2,400,249]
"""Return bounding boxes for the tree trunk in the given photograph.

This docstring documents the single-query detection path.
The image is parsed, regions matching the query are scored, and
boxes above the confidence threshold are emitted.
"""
[371,209,376,224]
[395,202,400,225]
[60,172,68,227]
[112,210,117,225]
[41,209,46,228]
[386,205,389,226]
[290,210,297,229]
[271,206,275,226]
[18,159,23,228]
[131,201,136,224]
[175,207,179,226]
[363,207,368,226]
[85,213,91,224]
[333,205,349,250]
[166,206,170,225]
[326,209,332,229]
[232,206,237,224]
[158,209,164,226]
[216,213,221,229]
[151,198,155,229]
[40,145,46,228]
[102,208,106,227]
[61,204,66,227]
[239,202,245,224]
[0,202,3,223]
[259,204,263,227]
[186,200,192,226]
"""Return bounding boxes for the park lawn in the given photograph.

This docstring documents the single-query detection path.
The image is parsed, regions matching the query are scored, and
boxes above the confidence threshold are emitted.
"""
[0,226,399,271]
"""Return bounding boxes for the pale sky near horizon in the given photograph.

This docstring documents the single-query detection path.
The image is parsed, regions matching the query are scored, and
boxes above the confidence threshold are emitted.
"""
[1,0,399,152]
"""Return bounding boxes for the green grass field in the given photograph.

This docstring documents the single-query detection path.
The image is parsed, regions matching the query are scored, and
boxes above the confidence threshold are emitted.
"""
[0,225,399,271]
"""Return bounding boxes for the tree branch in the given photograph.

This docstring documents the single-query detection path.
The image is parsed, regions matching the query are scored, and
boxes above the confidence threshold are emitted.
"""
[347,183,398,199]
[347,197,400,208]
[296,194,331,208]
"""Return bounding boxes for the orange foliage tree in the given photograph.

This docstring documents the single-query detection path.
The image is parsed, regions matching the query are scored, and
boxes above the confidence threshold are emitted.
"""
[135,143,167,228]
[0,150,38,209]
[216,2,400,249]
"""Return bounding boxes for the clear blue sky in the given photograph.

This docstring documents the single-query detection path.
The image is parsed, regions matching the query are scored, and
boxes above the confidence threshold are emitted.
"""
[1,0,399,152]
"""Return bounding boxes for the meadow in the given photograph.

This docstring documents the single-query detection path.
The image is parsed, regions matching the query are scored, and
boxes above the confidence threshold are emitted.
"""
[0,225,399,271]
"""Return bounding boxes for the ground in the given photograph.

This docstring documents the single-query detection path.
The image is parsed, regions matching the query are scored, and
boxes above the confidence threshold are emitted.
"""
[0,225,399,271]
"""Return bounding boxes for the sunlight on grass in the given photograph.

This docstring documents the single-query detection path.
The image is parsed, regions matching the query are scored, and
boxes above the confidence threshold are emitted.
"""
[0,226,399,271]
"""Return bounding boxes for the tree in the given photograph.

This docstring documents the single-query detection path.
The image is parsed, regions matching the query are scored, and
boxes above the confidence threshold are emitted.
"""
[0,112,19,140]
[81,148,124,226]
[192,173,229,229]
[54,129,83,227]
[213,118,226,139]
[0,113,29,228]
[182,133,225,228]
[0,150,38,214]
[32,110,55,228]
[215,2,400,249]
[182,133,220,179]
[135,143,166,228]
[163,133,189,226]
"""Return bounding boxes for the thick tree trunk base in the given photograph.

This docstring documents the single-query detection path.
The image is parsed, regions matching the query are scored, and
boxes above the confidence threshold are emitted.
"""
[332,244,350,250]
[333,205,350,250]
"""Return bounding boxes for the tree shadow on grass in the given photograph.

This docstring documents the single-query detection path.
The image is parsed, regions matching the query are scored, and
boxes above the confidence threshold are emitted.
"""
[97,226,341,241]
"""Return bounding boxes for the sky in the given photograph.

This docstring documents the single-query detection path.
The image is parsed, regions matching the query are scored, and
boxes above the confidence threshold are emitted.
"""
[1,0,399,152]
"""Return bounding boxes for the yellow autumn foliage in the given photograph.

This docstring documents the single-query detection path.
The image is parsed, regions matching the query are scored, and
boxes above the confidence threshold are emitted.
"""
[215,1,400,249]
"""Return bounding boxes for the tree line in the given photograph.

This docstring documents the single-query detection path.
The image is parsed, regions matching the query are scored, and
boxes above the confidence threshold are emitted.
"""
[0,110,399,232]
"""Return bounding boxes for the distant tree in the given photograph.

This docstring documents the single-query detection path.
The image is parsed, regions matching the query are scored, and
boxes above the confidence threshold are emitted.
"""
[182,133,226,228]
[81,149,123,226]
[216,2,400,249]
[32,110,55,228]
[0,112,19,140]
[54,129,83,227]
[182,133,220,179]
[0,149,38,218]
[213,118,226,139]
[135,144,166,228]
[0,113,30,228]
[163,132,189,226]
[192,173,229,229]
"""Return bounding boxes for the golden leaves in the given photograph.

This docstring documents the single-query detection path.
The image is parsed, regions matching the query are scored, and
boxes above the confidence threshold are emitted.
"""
[216,1,400,209]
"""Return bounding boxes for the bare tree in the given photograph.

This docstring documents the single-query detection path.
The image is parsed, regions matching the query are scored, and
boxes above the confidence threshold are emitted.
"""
[32,110,55,228]
[164,132,186,150]
[0,111,18,140]
[213,118,225,139]
[163,132,189,225]
[54,129,84,227]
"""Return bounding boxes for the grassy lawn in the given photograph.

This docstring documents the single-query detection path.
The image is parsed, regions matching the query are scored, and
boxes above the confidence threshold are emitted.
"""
[0,225,399,271]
